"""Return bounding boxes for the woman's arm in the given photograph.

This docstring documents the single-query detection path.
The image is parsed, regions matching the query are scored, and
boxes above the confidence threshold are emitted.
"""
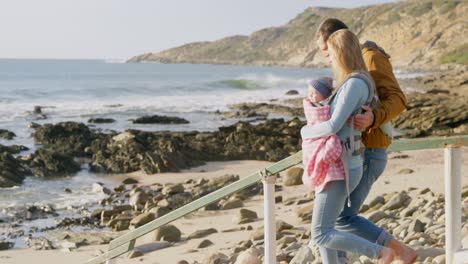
[300,78,368,139]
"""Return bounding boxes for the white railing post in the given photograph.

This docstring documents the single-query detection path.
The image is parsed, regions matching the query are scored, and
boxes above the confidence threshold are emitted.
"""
[262,172,277,264]
[444,147,462,264]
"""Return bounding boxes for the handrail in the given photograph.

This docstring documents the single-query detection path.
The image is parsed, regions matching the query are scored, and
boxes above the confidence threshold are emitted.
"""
[87,135,468,264]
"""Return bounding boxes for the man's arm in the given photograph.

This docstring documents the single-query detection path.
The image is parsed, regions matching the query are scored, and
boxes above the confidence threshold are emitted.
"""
[365,50,406,129]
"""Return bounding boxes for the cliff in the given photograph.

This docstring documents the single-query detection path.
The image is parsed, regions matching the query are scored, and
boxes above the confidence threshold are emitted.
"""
[128,0,467,69]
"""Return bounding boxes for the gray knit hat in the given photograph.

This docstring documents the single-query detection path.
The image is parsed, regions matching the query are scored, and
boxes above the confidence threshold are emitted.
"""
[307,77,333,98]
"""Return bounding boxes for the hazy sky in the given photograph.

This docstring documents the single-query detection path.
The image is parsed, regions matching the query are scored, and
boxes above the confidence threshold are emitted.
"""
[0,0,398,59]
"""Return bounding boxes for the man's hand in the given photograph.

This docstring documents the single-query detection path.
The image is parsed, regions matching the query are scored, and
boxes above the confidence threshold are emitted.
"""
[353,105,374,131]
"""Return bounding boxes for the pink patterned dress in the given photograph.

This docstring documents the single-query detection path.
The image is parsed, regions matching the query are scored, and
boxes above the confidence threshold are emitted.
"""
[301,99,344,192]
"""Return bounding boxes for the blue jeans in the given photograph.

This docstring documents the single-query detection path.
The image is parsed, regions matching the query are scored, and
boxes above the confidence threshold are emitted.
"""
[311,165,385,263]
[336,148,393,262]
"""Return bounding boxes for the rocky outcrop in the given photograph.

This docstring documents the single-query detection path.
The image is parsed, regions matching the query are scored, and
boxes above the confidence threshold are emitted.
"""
[128,0,467,69]
[28,149,81,178]
[393,93,468,138]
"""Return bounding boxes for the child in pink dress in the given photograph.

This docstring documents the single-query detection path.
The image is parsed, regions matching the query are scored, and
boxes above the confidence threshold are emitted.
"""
[302,77,345,192]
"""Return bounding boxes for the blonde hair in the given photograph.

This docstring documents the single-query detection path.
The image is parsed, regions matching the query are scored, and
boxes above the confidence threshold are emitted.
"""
[327,29,367,83]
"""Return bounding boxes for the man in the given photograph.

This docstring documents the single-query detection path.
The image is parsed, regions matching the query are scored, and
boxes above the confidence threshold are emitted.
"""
[314,18,417,263]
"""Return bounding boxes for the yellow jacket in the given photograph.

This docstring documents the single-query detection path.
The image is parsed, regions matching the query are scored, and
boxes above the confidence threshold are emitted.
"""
[361,45,407,149]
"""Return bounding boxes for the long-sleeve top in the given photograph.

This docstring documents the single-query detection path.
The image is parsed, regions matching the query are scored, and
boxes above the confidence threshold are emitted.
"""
[300,77,369,169]
[301,100,344,192]
[361,44,407,148]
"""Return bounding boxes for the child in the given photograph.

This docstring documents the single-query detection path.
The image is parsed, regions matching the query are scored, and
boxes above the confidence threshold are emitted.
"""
[302,77,345,192]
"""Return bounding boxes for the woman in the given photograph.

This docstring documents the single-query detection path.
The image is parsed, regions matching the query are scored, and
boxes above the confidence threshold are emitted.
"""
[301,29,395,264]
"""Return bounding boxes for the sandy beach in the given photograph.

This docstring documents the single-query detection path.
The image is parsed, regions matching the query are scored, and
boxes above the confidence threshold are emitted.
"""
[1,147,466,264]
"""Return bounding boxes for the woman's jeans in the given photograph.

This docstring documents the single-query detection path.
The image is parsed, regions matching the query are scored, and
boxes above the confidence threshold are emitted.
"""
[311,161,385,263]
[335,148,393,261]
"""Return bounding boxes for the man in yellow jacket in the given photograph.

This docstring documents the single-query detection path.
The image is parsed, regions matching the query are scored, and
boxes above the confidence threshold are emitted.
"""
[314,19,417,264]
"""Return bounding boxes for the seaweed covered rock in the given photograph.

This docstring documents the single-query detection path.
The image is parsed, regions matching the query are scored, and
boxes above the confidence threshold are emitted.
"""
[32,122,95,157]
[0,152,30,188]
[29,149,81,178]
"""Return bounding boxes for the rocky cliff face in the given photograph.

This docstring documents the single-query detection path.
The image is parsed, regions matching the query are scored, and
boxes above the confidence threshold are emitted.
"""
[128,0,467,69]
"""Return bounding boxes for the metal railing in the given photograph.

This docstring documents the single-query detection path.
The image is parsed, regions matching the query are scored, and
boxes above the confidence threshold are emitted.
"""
[87,135,468,264]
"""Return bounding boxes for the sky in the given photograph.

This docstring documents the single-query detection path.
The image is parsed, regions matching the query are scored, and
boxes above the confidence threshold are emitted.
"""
[0,0,398,60]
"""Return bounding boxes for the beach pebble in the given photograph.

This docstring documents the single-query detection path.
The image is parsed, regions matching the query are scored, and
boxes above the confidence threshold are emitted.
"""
[366,210,388,223]
[154,224,181,242]
[433,254,446,264]
[177,261,189,264]
[129,191,149,206]
[283,167,303,186]
[148,206,170,218]
[296,204,313,222]
[409,219,425,233]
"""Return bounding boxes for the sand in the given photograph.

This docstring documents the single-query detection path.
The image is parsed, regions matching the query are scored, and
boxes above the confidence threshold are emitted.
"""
[1,148,467,264]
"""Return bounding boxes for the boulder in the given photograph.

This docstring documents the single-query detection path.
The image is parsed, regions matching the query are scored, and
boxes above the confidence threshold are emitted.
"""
[201,252,229,264]
[88,118,116,124]
[0,241,14,250]
[285,90,299,95]
[289,245,314,264]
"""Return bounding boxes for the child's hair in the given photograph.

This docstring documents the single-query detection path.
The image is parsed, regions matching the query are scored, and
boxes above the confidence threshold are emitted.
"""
[307,77,333,98]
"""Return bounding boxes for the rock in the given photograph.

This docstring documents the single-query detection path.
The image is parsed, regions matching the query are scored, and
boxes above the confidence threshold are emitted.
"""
[122,177,139,184]
[197,239,214,248]
[32,122,94,157]
[148,206,170,218]
[92,182,111,195]
[88,118,116,124]
[433,254,445,264]
[130,212,155,229]
[0,152,29,188]
[108,217,132,231]
[128,250,144,258]
[366,210,389,223]
[289,245,314,264]
[250,229,264,241]
[398,168,415,174]
[60,241,77,250]
[359,256,373,264]
[276,220,293,232]
[187,228,218,240]
[154,225,181,242]
[409,219,425,233]
[0,241,14,250]
[177,261,189,264]
[132,115,189,124]
[129,191,149,206]
[234,248,261,264]
[283,167,303,186]
[29,149,81,177]
[382,191,411,211]
[0,129,16,140]
[368,195,385,207]
[27,237,54,250]
[414,246,444,261]
[233,209,258,224]
[162,183,184,195]
[201,252,229,264]
[219,198,244,210]
[296,204,313,222]
[285,90,299,95]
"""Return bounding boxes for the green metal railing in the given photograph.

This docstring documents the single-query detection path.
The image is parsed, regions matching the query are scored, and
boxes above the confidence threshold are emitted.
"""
[87,135,468,264]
